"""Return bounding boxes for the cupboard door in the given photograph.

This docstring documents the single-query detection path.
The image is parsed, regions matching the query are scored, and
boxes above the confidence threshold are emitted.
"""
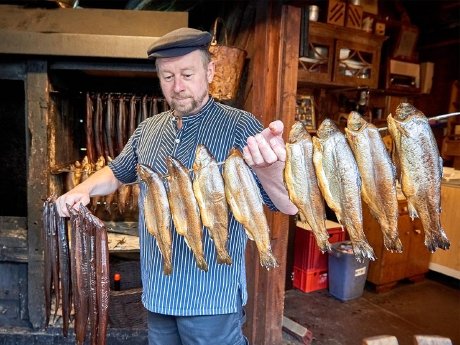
[333,39,381,88]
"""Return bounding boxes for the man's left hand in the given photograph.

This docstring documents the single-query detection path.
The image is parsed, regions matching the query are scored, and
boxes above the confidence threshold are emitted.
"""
[243,120,286,168]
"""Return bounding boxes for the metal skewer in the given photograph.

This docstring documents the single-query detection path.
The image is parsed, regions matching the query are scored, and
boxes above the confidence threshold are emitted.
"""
[378,112,460,132]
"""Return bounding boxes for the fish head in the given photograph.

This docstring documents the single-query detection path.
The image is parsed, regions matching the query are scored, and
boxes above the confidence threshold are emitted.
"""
[193,144,213,170]
[136,164,153,181]
[347,111,367,131]
[316,118,339,139]
[395,103,425,121]
[289,121,311,143]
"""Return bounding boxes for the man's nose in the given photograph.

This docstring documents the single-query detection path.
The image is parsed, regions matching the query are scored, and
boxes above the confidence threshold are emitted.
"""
[173,78,184,92]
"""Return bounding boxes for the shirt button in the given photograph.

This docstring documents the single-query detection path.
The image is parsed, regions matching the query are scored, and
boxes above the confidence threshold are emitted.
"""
[175,138,180,143]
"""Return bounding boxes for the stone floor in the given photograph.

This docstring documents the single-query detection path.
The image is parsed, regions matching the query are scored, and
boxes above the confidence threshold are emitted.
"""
[282,272,460,345]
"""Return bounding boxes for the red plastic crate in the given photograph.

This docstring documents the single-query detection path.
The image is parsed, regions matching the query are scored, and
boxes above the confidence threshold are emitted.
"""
[293,267,328,293]
[293,220,346,272]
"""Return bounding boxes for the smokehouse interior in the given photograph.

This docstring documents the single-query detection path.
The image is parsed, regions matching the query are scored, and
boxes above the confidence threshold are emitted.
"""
[0,1,458,345]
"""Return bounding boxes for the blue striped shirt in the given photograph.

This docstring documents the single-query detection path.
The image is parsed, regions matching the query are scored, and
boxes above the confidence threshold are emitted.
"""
[109,98,276,316]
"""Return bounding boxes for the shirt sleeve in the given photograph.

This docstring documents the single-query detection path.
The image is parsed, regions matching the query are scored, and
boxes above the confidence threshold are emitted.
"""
[233,111,278,212]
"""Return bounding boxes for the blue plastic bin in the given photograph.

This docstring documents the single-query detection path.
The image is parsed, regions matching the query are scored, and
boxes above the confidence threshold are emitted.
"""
[328,241,369,301]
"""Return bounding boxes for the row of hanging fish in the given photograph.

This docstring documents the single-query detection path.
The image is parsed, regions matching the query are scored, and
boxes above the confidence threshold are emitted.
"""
[65,155,140,219]
[285,103,449,263]
[43,197,110,345]
[138,145,278,275]
[85,92,168,165]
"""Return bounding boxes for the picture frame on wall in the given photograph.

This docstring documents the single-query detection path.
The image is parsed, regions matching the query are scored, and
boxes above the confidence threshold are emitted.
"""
[295,95,316,130]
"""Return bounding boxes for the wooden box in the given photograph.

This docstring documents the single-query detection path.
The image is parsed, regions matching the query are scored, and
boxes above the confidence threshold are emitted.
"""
[327,0,346,26]
[345,4,363,30]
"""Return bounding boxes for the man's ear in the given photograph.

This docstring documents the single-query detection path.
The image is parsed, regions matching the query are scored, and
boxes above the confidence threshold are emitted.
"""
[207,61,215,83]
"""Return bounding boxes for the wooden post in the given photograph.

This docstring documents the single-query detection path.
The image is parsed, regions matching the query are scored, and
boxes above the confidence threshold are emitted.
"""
[26,60,50,329]
[243,3,300,344]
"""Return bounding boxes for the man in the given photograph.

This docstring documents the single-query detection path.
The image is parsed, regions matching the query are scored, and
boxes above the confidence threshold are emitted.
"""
[56,27,298,345]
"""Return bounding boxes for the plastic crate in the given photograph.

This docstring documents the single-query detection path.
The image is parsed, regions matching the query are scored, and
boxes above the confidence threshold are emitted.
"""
[293,267,328,293]
[293,220,346,271]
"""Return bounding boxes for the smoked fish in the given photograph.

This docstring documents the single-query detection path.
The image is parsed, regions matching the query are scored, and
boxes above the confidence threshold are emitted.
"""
[166,156,208,271]
[346,112,403,253]
[313,119,375,262]
[137,164,173,275]
[387,103,450,251]
[223,148,278,269]
[285,122,330,252]
[193,145,232,265]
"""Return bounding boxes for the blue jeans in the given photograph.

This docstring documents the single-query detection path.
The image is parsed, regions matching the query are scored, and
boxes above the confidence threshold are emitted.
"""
[147,301,248,345]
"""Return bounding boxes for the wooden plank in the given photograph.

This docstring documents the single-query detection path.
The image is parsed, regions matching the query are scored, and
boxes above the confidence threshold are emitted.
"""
[0,6,188,59]
[26,60,49,329]
[243,3,300,345]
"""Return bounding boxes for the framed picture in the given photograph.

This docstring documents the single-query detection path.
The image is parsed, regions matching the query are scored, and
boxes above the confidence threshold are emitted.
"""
[393,25,419,61]
[295,95,316,130]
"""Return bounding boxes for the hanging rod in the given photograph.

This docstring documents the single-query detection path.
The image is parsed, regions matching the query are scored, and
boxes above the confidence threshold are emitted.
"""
[377,112,460,132]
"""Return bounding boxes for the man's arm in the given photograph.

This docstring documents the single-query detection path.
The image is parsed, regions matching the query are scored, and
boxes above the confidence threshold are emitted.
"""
[55,165,122,217]
[243,120,298,215]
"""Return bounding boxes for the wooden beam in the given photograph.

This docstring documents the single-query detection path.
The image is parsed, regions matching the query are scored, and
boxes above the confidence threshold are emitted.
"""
[244,3,300,344]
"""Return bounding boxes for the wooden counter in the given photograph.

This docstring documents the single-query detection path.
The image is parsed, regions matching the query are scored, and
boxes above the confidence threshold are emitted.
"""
[429,182,460,279]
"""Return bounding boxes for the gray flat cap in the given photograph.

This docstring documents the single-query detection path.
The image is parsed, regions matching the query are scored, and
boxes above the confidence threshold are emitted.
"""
[147,27,212,59]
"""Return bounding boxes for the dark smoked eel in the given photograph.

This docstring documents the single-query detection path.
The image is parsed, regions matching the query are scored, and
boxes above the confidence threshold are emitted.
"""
[55,204,71,337]
[48,202,60,319]
[105,94,116,160]
[116,95,127,155]
[86,93,96,164]
[94,93,104,159]
[92,214,110,345]
[129,94,137,136]
[43,198,52,327]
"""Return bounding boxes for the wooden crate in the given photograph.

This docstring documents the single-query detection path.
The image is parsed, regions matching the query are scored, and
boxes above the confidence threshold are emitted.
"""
[345,4,363,29]
[327,0,346,26]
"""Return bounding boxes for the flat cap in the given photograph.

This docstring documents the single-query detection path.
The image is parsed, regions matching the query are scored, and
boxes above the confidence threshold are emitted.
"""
[147,27,212,59]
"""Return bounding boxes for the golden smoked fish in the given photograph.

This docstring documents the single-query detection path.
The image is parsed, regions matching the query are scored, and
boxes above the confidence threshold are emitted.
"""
[285,122,330,252]
[166,156,208,271]
[137,164,173,275]
[192,145,232,265]
[387,103,450,252]
[313,119,375,262]
[223,148,278,269]
[345,112,403,253]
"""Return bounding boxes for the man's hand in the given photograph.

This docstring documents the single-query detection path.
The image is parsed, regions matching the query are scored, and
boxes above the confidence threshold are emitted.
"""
[243,120,286,168]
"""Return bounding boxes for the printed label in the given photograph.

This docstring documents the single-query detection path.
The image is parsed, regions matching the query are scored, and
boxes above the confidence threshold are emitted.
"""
[355,267,367,277]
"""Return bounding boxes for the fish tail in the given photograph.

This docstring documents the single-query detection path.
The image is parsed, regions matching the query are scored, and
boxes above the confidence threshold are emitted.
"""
[163,260,173,276]
[352,240,376,262]
[195,256,208,272]
[259,250,279,270]
[216,251,233,265]
[383,233,404,253]
[425,229,450,252]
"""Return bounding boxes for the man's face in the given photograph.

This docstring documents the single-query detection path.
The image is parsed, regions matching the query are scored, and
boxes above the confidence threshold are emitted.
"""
[156,50,214,117]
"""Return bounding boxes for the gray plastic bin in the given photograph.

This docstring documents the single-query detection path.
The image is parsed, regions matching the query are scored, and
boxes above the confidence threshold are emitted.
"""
[328,241,369,301]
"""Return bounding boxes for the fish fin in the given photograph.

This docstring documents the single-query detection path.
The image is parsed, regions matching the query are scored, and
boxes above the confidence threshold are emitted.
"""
[394,120,410,137]
[244,228,255,241]
[407,201,418,220]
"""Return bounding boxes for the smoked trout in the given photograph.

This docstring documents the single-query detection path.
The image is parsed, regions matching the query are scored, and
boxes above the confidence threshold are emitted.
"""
[192,145,232,265]
[137,164,173,275]
[285,122,330,252]
[223,148,278,269]
[313,119,375,262]
[387,103,450,251]
[166,156,208,271]
[345,112,403,253]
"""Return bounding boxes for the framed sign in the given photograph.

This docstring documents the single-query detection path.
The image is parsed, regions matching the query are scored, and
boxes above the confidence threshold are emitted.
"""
[393,25,419,61]
[295,95,316,130]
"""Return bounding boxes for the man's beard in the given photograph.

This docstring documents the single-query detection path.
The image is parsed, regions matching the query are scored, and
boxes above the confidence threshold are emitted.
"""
[171,88,207,115]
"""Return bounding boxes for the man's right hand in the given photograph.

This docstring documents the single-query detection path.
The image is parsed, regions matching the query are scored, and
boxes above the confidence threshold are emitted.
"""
[55,165,122,217]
